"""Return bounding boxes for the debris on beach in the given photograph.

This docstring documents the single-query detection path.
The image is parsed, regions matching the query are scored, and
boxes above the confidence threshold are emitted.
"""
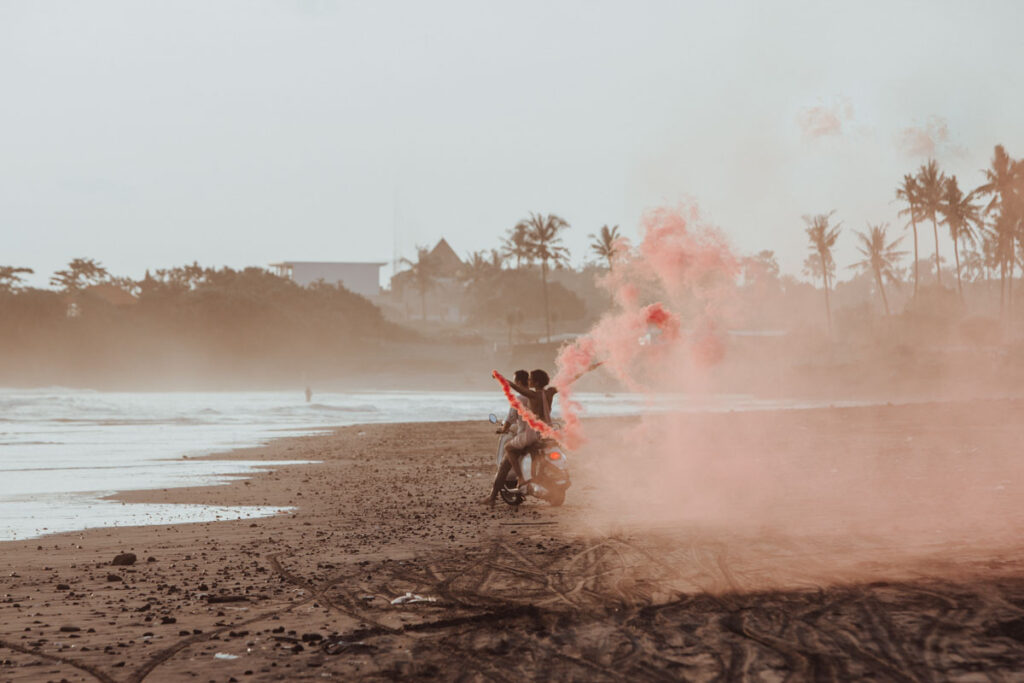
[111,552,137,566]
[323,639,378,656]
[390,592,437,605]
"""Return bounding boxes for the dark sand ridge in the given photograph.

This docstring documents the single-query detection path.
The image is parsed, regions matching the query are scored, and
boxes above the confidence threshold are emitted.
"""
[2,402,1024,681]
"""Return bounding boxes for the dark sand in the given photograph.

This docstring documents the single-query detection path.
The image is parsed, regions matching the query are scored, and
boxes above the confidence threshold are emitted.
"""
[3,402,1024,681]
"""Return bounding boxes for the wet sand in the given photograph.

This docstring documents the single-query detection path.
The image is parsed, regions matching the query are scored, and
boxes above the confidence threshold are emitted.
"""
[2,402,1024,681]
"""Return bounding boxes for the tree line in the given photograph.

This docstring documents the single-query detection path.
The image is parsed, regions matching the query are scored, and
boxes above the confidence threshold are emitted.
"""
[0,261,404,385]
[803,145,1024,332]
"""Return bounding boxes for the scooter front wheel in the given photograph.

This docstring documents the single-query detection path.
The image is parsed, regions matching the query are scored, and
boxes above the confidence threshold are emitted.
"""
[499,486,524,506]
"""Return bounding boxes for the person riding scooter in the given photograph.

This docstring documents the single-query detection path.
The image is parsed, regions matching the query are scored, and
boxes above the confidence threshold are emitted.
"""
[487,369,556,507]
[491,370,529,492]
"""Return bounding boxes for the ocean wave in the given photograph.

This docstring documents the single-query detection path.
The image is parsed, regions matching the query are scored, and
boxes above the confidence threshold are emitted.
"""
[312,403,378,413]
[0,386,99,395]
[272,403,378,414]
[50,417,211,426]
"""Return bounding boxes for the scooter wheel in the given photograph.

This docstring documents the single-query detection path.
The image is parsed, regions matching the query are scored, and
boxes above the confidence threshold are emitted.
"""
[499,487,524,506]
[547,489,565,507]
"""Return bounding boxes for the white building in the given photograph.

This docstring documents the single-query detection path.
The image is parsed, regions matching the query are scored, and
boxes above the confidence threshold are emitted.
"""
[270,261,386,298]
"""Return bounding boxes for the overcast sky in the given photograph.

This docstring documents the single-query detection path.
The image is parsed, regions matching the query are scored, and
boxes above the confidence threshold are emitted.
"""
[3,0,1023,288]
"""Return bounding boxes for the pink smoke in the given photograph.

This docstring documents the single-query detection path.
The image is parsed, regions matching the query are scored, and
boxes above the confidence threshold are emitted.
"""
[796,98,854,140]
[896,116,959,158]
[550,205,738,448]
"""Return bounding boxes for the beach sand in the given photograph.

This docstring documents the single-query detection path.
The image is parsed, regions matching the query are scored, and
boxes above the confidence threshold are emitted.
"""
[3,402,1024,681]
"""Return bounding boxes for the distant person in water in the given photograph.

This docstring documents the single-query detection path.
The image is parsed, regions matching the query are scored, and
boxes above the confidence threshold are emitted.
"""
[487,369,557,507]
[305,386,312,403]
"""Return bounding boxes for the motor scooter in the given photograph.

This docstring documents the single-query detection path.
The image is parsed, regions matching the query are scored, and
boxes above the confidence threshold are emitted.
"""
[488,413,570,506]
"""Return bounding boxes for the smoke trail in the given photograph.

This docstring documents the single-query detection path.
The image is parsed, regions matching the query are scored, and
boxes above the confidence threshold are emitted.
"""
[551,205,738,448]
[541,204,1024,595]
[796,98,854,141]
[896,115,964,159]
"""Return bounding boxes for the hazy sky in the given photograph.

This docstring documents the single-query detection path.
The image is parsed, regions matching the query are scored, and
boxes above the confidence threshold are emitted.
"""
[3,0,1023,288]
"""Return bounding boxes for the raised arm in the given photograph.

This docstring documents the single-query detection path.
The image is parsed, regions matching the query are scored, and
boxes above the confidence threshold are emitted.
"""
[508,379,539,400]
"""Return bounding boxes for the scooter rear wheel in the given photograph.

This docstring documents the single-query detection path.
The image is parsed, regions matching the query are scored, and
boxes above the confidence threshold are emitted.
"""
[546,488,565,507]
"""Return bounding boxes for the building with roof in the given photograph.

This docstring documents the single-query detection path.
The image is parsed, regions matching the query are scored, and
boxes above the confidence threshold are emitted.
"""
[270,261,386,298]
[388,238,466,322]
[424,238,463,277]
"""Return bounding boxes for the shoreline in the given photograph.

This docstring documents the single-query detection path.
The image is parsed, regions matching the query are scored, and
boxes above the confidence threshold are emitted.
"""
[0,394,949,545]
[0,390,892,546]
[2,403,1024,679]
[52,391,1024,543]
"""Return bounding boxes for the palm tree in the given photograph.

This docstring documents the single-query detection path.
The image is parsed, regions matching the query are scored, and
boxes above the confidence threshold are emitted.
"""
[916,159,946,286]
[896,174,922,298]
[460,250,496,286]
[852,223,905,316]
[500,223,533,269]
[520,212,570,342]
[486,249,506,270]
[939,175,984,298]
[991,211,1018,314]
[460,249,506,288]
[743,250,781,289]
[802,253,832,287]
[976,144,1016,213]
[976,145,1023,316]
[803,211,842,334]
[399,246,437,321]
[0,266,33,293]
[588,225,621,269]
[961,248,987,285]
[982,231,1001,283]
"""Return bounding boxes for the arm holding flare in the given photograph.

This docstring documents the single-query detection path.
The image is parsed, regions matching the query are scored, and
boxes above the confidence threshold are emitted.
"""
[507,378,539,400]
[491,371,562,442]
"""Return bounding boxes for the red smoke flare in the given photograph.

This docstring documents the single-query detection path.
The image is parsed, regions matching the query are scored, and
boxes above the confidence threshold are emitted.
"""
[549,204,737,450]
[491,370,565,444]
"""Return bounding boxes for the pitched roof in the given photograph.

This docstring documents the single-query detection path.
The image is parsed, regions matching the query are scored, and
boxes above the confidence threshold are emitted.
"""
[428,238,463,276]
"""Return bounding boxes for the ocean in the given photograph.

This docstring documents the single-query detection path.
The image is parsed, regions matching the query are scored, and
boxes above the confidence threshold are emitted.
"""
[0,387,865,541]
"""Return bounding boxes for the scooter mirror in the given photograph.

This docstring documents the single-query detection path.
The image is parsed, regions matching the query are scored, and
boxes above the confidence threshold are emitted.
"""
[488,413,498,424]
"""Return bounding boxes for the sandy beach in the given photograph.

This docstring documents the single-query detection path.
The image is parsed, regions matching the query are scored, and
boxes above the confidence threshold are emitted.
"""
[3,401,1024,681]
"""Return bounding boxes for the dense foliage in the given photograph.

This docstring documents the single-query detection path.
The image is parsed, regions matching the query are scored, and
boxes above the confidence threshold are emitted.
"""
[0,265,407,387]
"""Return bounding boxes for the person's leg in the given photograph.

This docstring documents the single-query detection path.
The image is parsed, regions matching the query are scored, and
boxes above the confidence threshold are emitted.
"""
[487,455,514,507]
[504,443,527,483]
[503,427,536,484]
